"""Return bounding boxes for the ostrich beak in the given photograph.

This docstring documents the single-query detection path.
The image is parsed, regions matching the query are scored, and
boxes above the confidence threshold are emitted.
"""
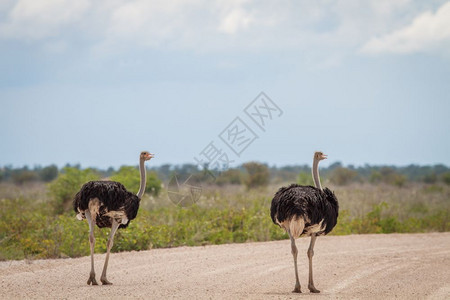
[148,153,155,159]
[322,154,328,160]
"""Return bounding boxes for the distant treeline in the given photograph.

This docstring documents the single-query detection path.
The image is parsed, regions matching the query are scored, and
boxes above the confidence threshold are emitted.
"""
[1,162,450,187]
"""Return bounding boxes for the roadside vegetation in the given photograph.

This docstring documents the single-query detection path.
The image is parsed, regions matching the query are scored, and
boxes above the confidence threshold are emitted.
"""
[1,162,449,260]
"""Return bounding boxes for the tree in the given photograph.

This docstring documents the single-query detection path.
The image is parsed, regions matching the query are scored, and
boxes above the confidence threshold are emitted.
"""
[216,169,243,186]
[369,170,382,184]
[422,173,437,184]
[329,167,358,186]
[39,165,58,182]
[110,166,162,196]
[379,167,407,187]
[442,172,450,185]
[11,169,39,185]
[243,162,269,189]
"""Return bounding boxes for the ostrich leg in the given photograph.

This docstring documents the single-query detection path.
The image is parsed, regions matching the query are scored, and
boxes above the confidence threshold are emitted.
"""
[307,233,320,293]
[100,219,120,285]
[85,211,98,285]
[288,230,301,293]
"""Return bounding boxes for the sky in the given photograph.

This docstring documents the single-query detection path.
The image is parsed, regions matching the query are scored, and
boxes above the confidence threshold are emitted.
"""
[1,0,450,169]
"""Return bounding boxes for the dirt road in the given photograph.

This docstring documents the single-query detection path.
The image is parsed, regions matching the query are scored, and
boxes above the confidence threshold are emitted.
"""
[1,233,449,299]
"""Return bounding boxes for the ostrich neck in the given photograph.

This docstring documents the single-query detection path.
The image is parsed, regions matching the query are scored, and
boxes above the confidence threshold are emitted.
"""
[136,159,146,199]
[312,158,323,191]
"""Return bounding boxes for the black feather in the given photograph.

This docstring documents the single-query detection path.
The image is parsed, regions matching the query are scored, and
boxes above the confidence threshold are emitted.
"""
[270,184,339,236]
[73,181,140,229]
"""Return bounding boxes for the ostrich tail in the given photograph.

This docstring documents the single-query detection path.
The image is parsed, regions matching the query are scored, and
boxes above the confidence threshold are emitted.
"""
[75,210,85,221]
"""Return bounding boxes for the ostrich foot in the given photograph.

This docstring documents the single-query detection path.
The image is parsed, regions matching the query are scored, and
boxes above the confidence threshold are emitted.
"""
[292,284,302,293]
[87,274,98,285]
[308,285,320,293]
[101,277,113,285]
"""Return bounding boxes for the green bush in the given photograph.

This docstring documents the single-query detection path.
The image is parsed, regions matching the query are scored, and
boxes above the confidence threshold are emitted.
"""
[215,169,243,186]
[329,167,358,186]
[110,166,162,196]
[331,210,352,235]
[297,172,314,186]
[442,172,450,185]
[379,167,407,187]
[422,173,437,184]
[48,167,100,214]
[350,202,406,233]
[39,165,58,182]
[391,174,407,187]
[369,170,382,184]
[370,168,407,187]
[243,162,269,189]
[11,171,39,185]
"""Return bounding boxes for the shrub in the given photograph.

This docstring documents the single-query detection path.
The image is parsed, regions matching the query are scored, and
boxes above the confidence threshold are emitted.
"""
[422,173,437,184]
[442,172,450,185]
[378,167,407,187]
[11,170,39,185]
[48,167,100,214]
[369,170,382,184]
[331,210,352,235]
[297,172,314,186]
[391,174,407,187]
[215,169,243,186]
[110,166,162,196]
[329,167,358,186]
[243,162,269,189]
[39,165,58,182]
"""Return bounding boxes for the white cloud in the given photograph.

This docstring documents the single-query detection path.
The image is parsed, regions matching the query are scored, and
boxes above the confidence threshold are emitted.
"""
[107,1,185,38]
[218,8,254,34]
[0,0,448,65]
[361,1,450,55]
[0,0,90,39]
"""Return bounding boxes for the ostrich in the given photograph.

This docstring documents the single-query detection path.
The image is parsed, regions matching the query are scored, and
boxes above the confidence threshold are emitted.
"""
[73,151,154,285]
[270,151,338,293]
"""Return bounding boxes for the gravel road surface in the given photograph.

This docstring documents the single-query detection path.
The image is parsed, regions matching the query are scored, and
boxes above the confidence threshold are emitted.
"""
[1,233,449,299]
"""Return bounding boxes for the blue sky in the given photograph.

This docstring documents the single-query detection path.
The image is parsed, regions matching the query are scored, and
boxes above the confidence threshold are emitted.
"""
[1,0,450,169]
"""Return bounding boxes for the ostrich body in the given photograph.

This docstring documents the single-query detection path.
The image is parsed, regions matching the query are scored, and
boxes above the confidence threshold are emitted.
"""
[73,151,154,285]
[270,152,338,293]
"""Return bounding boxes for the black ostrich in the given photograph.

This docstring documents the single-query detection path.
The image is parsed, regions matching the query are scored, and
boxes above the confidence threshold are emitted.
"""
[270,151,338,293]
[73,151,154,285]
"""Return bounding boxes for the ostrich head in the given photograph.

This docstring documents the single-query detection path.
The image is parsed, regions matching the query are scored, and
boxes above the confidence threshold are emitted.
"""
[314,151,327,161]
[140,151,154,161]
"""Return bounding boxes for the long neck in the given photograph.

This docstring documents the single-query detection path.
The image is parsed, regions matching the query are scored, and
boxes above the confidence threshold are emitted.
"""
[136,158,146,199]
[312,157,323,191]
